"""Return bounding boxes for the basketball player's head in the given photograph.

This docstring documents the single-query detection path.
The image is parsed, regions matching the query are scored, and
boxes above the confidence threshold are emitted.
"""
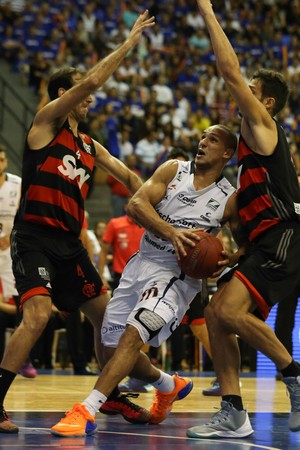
[250,69,289,116]
[196,124,237,169]
[47,67,85,100]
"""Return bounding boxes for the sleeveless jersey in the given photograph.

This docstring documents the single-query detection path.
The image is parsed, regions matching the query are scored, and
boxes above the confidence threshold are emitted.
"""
[0,173,21,238]
[139,160,235,266]
[15,120,96,236]
[237,121,300,242]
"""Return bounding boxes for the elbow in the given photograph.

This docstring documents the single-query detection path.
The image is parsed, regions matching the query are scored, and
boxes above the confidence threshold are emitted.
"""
[127,196,141,221]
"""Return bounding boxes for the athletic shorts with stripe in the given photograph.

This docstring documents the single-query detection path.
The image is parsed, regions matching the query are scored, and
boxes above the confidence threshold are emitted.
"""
[11,223,105,312]
[218,221,300,321]
[101,252,201,348]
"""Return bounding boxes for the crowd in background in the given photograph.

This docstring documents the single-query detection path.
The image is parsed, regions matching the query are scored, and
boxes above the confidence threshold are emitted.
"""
[1,0,300,181]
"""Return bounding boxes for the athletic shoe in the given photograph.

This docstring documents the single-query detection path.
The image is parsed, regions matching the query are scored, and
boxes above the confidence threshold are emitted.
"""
[99,393,151,424]
[51,403,97,437]
[119,378,154,393]
[186,401,254,439]
[19,362,37,378]
[0,408,19,433]
[202,379,221,396]
[282,375,300,431]
[202,379,242,396]
[149,373,193,424]
[73,366,98,376]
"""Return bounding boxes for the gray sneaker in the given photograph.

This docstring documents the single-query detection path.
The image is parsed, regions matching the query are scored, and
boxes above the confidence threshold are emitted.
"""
[186,401,254,439]
[282,375,300,431]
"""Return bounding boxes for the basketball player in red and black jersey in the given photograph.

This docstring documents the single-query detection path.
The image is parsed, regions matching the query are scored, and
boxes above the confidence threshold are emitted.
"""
[187,0,300,440]
[0,11,155,434]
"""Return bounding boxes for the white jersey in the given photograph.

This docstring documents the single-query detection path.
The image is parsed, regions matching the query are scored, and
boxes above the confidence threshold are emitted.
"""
[139,160,235,266]
[0,173,21,297]
[0,173,21,238]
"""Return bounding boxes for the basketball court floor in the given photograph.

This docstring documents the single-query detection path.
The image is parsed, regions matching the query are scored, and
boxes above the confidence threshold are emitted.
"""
[2,370,300,450]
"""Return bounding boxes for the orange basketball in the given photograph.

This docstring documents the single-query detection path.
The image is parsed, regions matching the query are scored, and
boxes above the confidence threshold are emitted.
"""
[179,230,224,279]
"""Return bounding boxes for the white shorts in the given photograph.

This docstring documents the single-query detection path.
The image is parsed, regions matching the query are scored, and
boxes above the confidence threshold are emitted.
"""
[0,249,18,297]
[101,252,201,348]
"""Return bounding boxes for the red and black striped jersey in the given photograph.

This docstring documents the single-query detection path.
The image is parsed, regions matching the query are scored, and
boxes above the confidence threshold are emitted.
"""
[15,120,96,237]
[237,120,300,242]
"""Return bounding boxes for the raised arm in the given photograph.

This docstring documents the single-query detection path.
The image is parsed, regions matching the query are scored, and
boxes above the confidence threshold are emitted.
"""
[94,141,143,196]
[33,11,155,126]
[196,0,276,153]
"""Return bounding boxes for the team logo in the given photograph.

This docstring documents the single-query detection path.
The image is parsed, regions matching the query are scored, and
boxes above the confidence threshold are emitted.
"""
[206,198,220,211]
[83,283,96,298]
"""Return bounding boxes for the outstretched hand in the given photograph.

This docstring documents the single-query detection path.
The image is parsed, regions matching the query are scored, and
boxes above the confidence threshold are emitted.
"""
[128,10,155,46]
[196,0,214,16]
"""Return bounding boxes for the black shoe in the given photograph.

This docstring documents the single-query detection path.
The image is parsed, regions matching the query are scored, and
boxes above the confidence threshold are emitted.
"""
[74,366,98,376]
[99,393,151,424]
[0,409,19,433]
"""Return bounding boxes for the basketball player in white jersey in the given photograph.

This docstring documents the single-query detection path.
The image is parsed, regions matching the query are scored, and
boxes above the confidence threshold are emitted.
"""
[0,147,21,301]
[52,124,246,436]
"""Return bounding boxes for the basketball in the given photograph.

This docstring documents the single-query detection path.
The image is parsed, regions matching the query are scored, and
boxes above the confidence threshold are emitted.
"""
[179,230,224,279]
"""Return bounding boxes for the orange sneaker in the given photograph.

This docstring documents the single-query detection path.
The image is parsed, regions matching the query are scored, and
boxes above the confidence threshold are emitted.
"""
[51,403,97,437]
[149,374,193,424]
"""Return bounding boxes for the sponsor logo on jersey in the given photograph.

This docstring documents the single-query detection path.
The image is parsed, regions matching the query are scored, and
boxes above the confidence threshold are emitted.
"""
[83,142,92,154]
[206,198,220,211]
[58,154,90,189]
[199,212,212,223]
[294,202,300,216]
[177,193,197,205]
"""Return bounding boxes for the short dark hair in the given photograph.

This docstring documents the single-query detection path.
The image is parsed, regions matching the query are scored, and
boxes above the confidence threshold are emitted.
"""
[47,67,82,100]
[166,148,190,161]
[251,69,290,116]
[215,124,238,153]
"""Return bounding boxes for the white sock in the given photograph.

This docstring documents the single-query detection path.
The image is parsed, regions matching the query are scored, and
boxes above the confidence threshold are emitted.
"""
[83,389,107,416]
[151,370,175,392]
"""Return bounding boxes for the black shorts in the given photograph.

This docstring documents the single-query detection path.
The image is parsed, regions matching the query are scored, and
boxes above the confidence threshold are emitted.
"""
[219,221,300,320]
[11,222,104,313]
[182,279,210,325]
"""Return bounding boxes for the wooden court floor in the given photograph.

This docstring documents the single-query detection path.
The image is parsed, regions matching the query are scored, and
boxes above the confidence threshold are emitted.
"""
[2,370,300,450]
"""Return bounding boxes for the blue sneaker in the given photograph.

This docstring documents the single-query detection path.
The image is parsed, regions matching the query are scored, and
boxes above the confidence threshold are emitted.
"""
[202,379,221,396]
[119,377,154,393]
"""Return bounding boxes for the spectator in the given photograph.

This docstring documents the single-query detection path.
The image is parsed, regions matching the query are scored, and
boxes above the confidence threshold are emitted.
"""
[98,200,144,292]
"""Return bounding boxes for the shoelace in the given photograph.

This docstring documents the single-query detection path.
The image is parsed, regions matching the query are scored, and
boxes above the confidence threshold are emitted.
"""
[153,391,173,413]
[117,394,143,412]
[63,404,93,423]
[286,378,300,412]
[208,403,232,425]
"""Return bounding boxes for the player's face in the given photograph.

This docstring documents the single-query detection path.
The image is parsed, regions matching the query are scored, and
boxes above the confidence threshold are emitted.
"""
[195,126,228,166]
[0,152,8,176]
